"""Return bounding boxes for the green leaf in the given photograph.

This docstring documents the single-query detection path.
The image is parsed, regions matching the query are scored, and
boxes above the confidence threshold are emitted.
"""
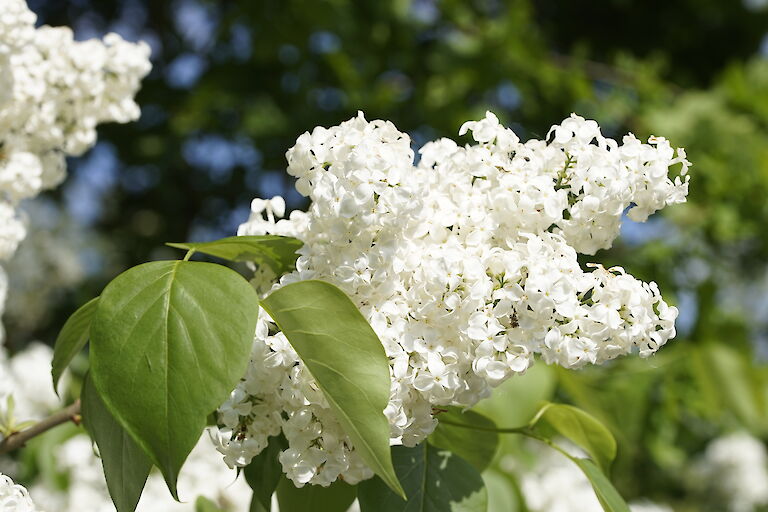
[482,470,525,512]
[530,403,616,474]
[244,435,287,511]
[260,280,403,499]
[566,456,630,512]
[693,343,768,431]
[81,373,152,512]
[89,261,259,498]
[358,443,487,512]
[167,235,302,274]
[249,497,269,512]
[195,496,225,512]
[430,408,499,471]
[276,477,356,512]
[51,297,99,394]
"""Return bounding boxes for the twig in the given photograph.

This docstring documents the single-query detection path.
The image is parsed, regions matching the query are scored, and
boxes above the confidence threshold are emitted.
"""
[0,400,81,454]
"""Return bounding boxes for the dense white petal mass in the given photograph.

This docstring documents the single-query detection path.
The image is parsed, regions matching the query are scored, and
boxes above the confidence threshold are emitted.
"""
[0,0,151,338]
[217,111,690,487]
[0,473,41,512]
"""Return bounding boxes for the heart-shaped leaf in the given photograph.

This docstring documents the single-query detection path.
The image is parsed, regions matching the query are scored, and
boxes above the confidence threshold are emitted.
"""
[260,280,404,499]
[89,261,259,497]
[51,297,99,394]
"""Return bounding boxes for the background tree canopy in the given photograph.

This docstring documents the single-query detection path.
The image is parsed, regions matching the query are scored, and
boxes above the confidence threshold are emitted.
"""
[6,1,768,510]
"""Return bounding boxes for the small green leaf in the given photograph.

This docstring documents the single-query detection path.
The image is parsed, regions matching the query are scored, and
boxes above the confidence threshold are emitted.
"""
[530,403,616,474]
[89,261,259,498]
[244,435,287,511]
[276,477,356,512]
[81,373,152,512]
[566,456,630,512]
[51,297,99,394]
[358,443,487,512]
[166,235,302,275]
[430,408,499,471]
[195,496,225,512]
[260,280,403,499]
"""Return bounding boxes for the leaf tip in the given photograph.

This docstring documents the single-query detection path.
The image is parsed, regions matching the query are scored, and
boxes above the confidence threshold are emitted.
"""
[52,378,61,398]
[389,478,407,501]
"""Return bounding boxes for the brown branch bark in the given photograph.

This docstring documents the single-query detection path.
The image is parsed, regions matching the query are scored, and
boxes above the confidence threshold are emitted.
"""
[0,399,81,454]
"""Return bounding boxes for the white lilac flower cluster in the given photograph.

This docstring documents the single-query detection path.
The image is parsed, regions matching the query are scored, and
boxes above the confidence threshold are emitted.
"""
[214,111,690,487]
[0,0,151,339]
[692,432,768,512]
[0,473,41,512]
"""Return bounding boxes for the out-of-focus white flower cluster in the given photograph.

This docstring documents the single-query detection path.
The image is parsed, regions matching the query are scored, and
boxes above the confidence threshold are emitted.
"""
[0,0,151,339]
[0,473,41,512]
[0,343,250,512]
[503,445,672,512]
[214,111,689,487]
[0,343,62,429]
[30,434,252,512]
[692,432,768,512]
[0,343,56,512]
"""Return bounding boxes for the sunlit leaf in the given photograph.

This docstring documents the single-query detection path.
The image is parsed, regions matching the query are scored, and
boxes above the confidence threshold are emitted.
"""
[530,403,616,474]
[260,280,404,499]
[89,261,258,497]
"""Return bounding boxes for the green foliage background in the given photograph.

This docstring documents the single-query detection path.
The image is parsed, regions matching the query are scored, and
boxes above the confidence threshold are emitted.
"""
[6,0,768,510]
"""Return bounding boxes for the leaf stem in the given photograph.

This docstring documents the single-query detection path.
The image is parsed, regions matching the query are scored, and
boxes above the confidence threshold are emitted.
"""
[438,418,582,460]
[183,249,195,261]
[437,418,560,448]
[0,400,81,454]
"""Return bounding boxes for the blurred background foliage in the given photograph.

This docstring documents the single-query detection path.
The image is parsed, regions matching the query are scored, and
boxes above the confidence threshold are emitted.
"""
[6,0,768,510]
